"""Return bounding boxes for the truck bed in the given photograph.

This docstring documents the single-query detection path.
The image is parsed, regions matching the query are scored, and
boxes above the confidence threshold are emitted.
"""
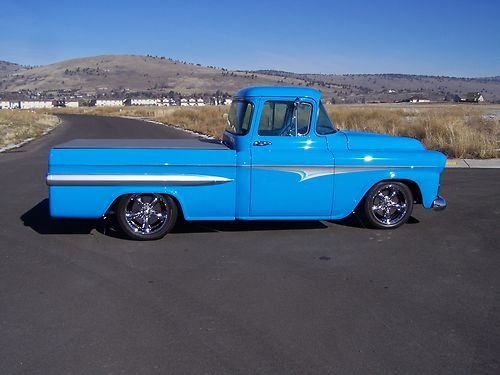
[48,137,237,220]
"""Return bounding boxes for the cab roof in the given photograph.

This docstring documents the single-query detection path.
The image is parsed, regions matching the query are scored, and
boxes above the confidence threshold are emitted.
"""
[234,86,322,102]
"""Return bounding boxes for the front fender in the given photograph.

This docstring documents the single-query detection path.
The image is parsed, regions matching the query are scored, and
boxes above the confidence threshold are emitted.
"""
[331,150,446,219]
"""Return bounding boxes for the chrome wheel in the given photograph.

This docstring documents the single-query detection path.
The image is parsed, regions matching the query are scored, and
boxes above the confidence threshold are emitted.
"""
[124,193,169,235]
[363,182,413,229]
[371,184,408,225]
[117,193,177,240]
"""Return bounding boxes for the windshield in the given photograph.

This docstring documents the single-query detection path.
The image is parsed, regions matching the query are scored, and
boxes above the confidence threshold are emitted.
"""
[225,100,254,135]
[316,101,336,134]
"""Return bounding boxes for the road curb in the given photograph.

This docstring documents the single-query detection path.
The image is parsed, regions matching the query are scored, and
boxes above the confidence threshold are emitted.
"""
[446,159,500,168]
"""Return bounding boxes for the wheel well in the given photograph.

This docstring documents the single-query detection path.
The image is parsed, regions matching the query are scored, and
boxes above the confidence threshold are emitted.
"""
[167,195,185,220]
[105,193,184,219]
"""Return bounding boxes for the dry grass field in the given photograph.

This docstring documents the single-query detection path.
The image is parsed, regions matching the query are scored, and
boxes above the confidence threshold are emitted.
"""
[54,104,499,159]
[0,110,60,150]
[328,105,499,159]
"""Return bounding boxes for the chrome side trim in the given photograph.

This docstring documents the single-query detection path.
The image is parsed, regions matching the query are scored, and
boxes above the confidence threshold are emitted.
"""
[431,195,447,211]
[253,166,333,182]
[46,174,233,186]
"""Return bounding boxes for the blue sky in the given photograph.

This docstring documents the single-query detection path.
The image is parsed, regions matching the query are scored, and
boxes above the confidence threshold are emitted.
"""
[1,0,498,77]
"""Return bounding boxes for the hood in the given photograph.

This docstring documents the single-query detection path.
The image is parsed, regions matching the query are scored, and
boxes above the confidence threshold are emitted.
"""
[342,131,425,151]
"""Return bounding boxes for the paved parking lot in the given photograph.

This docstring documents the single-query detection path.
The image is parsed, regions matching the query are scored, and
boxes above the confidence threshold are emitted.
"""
[0,114,498,374]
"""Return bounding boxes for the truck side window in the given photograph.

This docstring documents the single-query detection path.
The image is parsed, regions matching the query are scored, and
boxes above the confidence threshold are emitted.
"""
[258,101,312,136]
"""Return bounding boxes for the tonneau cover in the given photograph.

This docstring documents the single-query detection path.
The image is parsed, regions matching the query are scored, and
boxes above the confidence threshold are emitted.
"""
[53,138,229,150]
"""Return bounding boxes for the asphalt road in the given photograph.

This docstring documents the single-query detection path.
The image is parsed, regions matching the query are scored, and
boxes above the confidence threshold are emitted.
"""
[0,114,498,374]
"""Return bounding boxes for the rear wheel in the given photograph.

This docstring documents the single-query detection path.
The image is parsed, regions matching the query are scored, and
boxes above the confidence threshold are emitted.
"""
[116,193,177,240]
[363,182,413,229]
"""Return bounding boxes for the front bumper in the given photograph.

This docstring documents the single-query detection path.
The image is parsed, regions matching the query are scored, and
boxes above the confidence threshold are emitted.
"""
[431,195,447,211]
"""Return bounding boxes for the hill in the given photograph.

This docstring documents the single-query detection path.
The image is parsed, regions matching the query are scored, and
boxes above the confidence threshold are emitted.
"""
[0,55,308,100]
[0,55,499,103]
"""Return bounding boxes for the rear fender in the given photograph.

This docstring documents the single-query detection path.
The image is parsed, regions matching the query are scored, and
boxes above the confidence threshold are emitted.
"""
[49,184,235,220]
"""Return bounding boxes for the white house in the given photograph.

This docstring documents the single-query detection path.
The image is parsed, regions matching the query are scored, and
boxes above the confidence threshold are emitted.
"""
[0,101,10,109]
[131,98,158,106]
[20,101,53,109]
[188,98,196,106]
[95,99,124,107]
[65,101,79,108]
[224,98,232,105]
[196,98,205,106]
[180,98,189,107]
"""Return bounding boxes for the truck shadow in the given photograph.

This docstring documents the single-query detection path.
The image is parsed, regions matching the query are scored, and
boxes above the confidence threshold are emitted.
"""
[22,199,332,238]
[21,199,419,239]
[173,219,329,233]
[21,199,99,235]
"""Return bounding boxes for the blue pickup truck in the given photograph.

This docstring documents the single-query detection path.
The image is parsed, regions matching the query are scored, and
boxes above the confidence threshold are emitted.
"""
[47,86,446,240]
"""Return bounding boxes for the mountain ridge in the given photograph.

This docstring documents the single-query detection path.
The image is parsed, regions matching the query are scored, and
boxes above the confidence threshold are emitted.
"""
[1,54,499,103]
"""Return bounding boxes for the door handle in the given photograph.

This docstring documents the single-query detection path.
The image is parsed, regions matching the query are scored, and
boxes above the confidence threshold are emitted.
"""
[253,141,272,146]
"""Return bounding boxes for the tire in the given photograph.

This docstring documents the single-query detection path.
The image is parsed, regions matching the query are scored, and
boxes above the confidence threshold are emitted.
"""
[362,182,413,229]
[116,193,178,240]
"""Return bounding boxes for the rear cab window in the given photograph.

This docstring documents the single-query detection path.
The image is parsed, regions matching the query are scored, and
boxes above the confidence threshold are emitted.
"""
[225,100,254,135]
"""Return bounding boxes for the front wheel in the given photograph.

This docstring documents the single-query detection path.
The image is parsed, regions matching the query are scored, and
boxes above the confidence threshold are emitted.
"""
[362,182,413,229]
[116,193,178,240]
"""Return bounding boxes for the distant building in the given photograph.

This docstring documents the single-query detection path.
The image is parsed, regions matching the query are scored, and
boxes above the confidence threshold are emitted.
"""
[388,89,397,94]
[160,98,177,106]
[0,101,10,109]
[196,98,205,106]
[95,99,124,107]
[188,98,196,106]
[461,92,485,103]
[406,96,430,104]
[65,101,79,108]
[224,98,232,105]
[162,98,177,107]
[20,101,53,109]
[180,98,189,107]
[130,98,158,106]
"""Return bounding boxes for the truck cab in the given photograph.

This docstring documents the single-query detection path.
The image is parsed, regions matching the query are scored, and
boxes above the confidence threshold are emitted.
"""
[222,87,341,219]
